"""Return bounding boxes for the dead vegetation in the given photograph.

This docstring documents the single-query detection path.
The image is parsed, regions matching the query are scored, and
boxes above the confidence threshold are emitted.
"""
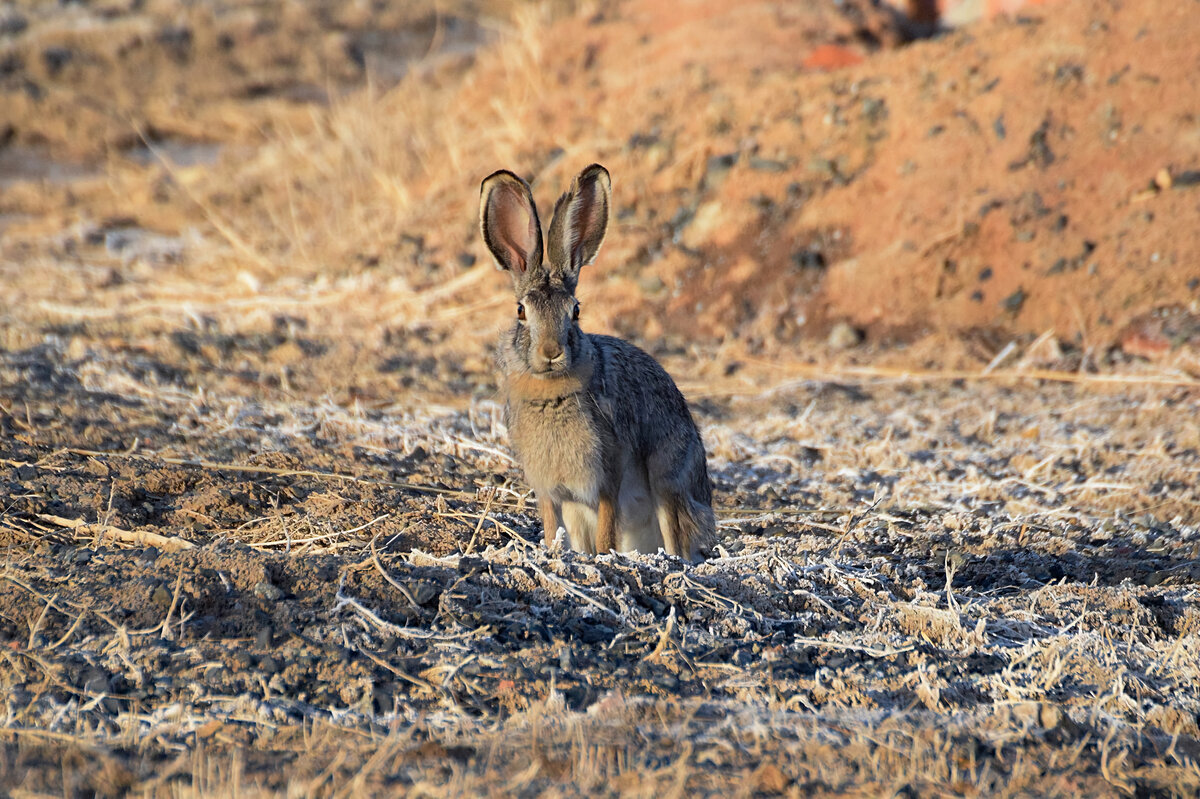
[3,0,1200,795]
[2,331,1200,794]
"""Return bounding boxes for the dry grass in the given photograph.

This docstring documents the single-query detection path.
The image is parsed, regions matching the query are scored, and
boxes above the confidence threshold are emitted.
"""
[3,0,1200,795]
[3,329,1200,794]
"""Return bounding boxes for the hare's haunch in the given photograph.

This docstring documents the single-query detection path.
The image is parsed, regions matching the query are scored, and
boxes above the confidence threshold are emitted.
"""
[480,164,715,560]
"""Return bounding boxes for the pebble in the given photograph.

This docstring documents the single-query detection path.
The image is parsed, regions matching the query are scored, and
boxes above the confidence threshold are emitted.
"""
[1001,288,1027,314]
[748,156,791,172]
[80,667,110,694]
[0,11,27,36]
[791,249,826,271]
[705,152,739,183]
[827,321,862,350]
[42,47,73,76]
[1039,703,1063,730]
[254,581,284,601]
[1010,701,1041,727]
[150,584,171,606]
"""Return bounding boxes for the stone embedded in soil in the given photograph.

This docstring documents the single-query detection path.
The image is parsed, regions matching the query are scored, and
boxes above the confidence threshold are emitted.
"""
[1001,288,1027,314]
[827,321,863,350]
[254,580,285,601]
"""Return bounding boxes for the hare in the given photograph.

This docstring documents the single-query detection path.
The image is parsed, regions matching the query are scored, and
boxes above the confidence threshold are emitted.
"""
[479,164,716,560]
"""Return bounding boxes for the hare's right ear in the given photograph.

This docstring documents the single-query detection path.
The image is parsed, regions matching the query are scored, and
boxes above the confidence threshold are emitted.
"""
[480,170,543,282]
[547,164,610,288]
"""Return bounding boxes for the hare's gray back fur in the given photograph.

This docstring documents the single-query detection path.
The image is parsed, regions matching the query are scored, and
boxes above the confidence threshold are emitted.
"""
[502,333,714,556]
[480,164,716,560]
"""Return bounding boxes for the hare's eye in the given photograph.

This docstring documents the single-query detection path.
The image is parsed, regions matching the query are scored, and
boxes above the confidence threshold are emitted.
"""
[516,303,526,321]
[572,302,580,321]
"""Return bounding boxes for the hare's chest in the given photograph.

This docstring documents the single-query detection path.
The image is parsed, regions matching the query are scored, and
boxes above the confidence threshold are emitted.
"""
[508,398,605,502]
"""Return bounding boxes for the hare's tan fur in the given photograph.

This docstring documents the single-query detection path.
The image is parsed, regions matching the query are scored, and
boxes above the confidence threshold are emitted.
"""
[480,164,715,560]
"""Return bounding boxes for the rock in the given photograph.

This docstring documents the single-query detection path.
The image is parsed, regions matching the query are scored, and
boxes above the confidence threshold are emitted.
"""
[1001,288,1027,314]
[150,584,172,606]
[827,321,862,350]
[1010,701,1041,727]
[748,156,791,172]
[791,248,826,271]
[81,666,110,694]
[0,11,28,36]
[679,201,724,249]
[1040,702,1063,730]
[42,47,74,76]
[637,274,666,294]
[752,762,792,793]
[704,152,739,186]
[157,25,193,63]
[254,581,284,601]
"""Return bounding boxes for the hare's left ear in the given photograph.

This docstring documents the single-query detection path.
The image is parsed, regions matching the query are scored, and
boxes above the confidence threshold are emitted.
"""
[480,170,544,288]
[547,164,610,288]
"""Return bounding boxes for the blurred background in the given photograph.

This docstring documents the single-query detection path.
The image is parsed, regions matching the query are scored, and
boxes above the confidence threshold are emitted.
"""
[1,0,1197,404]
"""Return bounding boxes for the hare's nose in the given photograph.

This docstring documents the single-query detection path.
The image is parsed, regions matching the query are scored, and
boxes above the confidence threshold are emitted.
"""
[539,339,564,363]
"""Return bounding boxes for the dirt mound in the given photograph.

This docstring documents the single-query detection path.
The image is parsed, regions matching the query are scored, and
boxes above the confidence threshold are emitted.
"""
[3,0,1196,375]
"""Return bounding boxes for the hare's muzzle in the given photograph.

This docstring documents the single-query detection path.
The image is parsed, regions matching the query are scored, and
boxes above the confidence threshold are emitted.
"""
[535,338,565,370]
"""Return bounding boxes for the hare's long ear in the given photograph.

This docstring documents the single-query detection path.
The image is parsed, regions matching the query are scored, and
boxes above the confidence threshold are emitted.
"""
[547,164,610,289]
[480,170,543,287]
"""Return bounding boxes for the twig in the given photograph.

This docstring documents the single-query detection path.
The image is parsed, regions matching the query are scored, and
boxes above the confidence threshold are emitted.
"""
[444,434,518,466]
[159,566,187,641]
[436,509,533,548]
[334,575,434,638]
[0,727,106,746]
[791,636,914,659]
[465,490,497,555]
[355,644,438,693]
[642,606,677,664]
[35,514,194,552]
[983,340,1019,375]
[26,593,57,650]
[521,560,620,620]
[831,492,887,559]
[369,532,424,613]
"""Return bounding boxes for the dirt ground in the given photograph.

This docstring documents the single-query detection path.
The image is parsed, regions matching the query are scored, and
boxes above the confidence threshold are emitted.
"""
[2,0,1200,796]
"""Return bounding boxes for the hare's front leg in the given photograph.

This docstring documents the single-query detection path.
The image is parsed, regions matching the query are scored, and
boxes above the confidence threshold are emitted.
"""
[595,493,618,553]
[539,496,562,548]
